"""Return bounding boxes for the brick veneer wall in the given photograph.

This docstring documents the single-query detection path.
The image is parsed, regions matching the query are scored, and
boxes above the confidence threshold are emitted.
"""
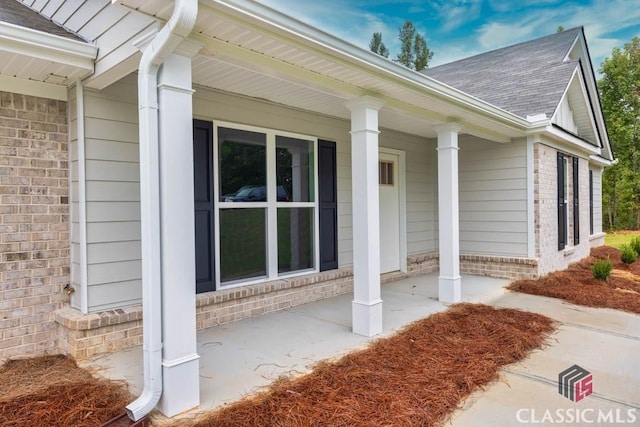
[535,143,592,275]
[0,91,70,361]
[460,255,538,280]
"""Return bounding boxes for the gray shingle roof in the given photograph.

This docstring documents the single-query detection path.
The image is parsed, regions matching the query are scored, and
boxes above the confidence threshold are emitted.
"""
[423,28,583,119]
[0,0,82,41]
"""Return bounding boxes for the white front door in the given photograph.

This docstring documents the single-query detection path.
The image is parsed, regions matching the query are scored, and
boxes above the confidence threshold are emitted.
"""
[379,152,400,273]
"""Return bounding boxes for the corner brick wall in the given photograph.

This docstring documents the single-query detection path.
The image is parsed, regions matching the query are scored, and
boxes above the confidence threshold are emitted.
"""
[0,91,70,361]
[535,143,592,275]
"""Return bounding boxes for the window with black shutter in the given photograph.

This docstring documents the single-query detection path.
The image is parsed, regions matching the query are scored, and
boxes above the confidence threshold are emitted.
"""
[318,140,338,271]
[589,170,594,235]
[573,157,579,245]
[558,152,567,250]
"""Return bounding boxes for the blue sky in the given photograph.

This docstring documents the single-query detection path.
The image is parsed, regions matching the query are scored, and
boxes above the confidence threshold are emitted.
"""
[257,0,640,74]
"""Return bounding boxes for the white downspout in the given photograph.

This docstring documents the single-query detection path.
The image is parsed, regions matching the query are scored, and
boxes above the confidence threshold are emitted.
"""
[126,0,197,421]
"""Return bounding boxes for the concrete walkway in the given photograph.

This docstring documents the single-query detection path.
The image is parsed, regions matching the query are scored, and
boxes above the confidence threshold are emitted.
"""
[451,292,640,426]
[83,273,640,426]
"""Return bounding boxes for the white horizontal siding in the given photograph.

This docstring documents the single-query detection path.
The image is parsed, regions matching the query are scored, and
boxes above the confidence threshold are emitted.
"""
[88,260,141,286]
[87,280,142,312]
[87,241,142,264]
[80,79,142,312]
[458,138,528,256]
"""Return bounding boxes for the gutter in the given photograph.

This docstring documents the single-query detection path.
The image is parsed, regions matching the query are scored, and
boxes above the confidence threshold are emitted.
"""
[209,0,533,131]
[124,0,198,421]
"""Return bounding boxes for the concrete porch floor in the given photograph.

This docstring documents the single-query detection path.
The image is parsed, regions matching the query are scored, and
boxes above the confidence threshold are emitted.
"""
[82,272,640,425]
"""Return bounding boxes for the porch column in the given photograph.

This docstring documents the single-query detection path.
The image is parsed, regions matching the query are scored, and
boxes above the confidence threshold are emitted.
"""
[156,43,200,416]
[436,123,463,303]
[346,96,384,337]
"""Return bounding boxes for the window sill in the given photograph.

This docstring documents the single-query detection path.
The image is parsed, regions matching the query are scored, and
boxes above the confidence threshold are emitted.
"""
[563,246,576,256]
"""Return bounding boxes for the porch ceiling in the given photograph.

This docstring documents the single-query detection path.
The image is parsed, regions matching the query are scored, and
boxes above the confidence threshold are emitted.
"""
[46,0,534,142]
[128,0,528,141]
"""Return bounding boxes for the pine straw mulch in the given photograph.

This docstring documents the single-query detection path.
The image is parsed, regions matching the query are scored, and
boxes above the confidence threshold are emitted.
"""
[180,303,555,427]
[0,354,134,427]
[509,246,640,314]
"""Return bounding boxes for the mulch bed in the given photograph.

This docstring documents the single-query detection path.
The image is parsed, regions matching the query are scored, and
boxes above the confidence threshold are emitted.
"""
[0,354,133,427]
[182,303,554,427]
[509,246,640,314]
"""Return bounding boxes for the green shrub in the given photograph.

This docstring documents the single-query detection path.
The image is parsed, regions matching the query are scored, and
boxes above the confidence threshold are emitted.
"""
[620,245,638,265]
[630,237,640,256]
[591,258,613,280]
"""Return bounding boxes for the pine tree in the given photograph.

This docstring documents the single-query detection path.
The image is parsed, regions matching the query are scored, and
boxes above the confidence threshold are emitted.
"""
[396,21,416,68]
[413,33,433,72]
[369,32,389,58]
[600,37,640,229]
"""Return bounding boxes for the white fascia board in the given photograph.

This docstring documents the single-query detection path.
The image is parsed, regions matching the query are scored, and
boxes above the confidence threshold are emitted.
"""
[588,154,616,167]
[543,125,601,156]
[0,21,97,71]
[0,74,67,100]
[207,0,533,131]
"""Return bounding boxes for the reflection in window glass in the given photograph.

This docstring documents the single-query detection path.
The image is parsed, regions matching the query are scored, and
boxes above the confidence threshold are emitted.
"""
[278,208,314,274]
[276,136,314,202]
[218,127,266,202]
[219,208,266,282]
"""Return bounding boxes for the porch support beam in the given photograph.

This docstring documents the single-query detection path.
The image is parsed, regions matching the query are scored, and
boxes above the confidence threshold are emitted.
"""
[346,96,384,337]
[156,46,200,416]
[436,122,463,303]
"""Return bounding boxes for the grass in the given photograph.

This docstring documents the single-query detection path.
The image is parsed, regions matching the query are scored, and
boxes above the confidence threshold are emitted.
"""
[605,230,640,249]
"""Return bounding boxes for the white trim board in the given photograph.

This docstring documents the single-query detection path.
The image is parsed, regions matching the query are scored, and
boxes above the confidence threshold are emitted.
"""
[0,74,67,100]
[0,21,96,70]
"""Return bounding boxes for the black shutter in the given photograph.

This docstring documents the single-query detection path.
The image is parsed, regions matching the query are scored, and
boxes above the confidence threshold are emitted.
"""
[557,152,566,250]
[193,120,216,293]
[318,140,338,271]
[589,170,594,235]
[573,157,580,245]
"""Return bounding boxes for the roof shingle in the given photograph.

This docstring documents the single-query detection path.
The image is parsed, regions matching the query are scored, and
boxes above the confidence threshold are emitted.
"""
[423,28,583,119]
[0,0,82,41]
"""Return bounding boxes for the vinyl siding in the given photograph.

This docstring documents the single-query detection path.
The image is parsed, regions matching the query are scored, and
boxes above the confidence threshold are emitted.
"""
[82,76,141,312]
[76,77,439,310]
[458,137,528,256]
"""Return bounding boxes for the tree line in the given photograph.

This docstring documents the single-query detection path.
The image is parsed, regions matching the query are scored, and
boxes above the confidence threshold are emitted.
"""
[600,37,640,230]
[369,21,433,71]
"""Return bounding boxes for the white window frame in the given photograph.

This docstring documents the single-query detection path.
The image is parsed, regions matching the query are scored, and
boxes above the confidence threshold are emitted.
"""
[213,121,320,289]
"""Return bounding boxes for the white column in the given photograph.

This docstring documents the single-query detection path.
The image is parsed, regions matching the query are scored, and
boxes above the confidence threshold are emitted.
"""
[346,96,384,336]
[156,44,200,416]
[436,123,463,303]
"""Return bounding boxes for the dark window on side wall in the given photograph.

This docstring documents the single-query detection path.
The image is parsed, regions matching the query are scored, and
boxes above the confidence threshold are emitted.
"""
[573,157,579,245]
[558,152,567,250]
[589,170,594,235]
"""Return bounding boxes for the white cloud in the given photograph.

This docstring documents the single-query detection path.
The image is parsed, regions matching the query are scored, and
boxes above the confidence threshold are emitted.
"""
[430,0,482,32]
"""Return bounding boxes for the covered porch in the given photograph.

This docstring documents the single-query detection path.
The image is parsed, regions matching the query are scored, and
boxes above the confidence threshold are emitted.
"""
[61,0,539,418]
[82,273,510,415]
